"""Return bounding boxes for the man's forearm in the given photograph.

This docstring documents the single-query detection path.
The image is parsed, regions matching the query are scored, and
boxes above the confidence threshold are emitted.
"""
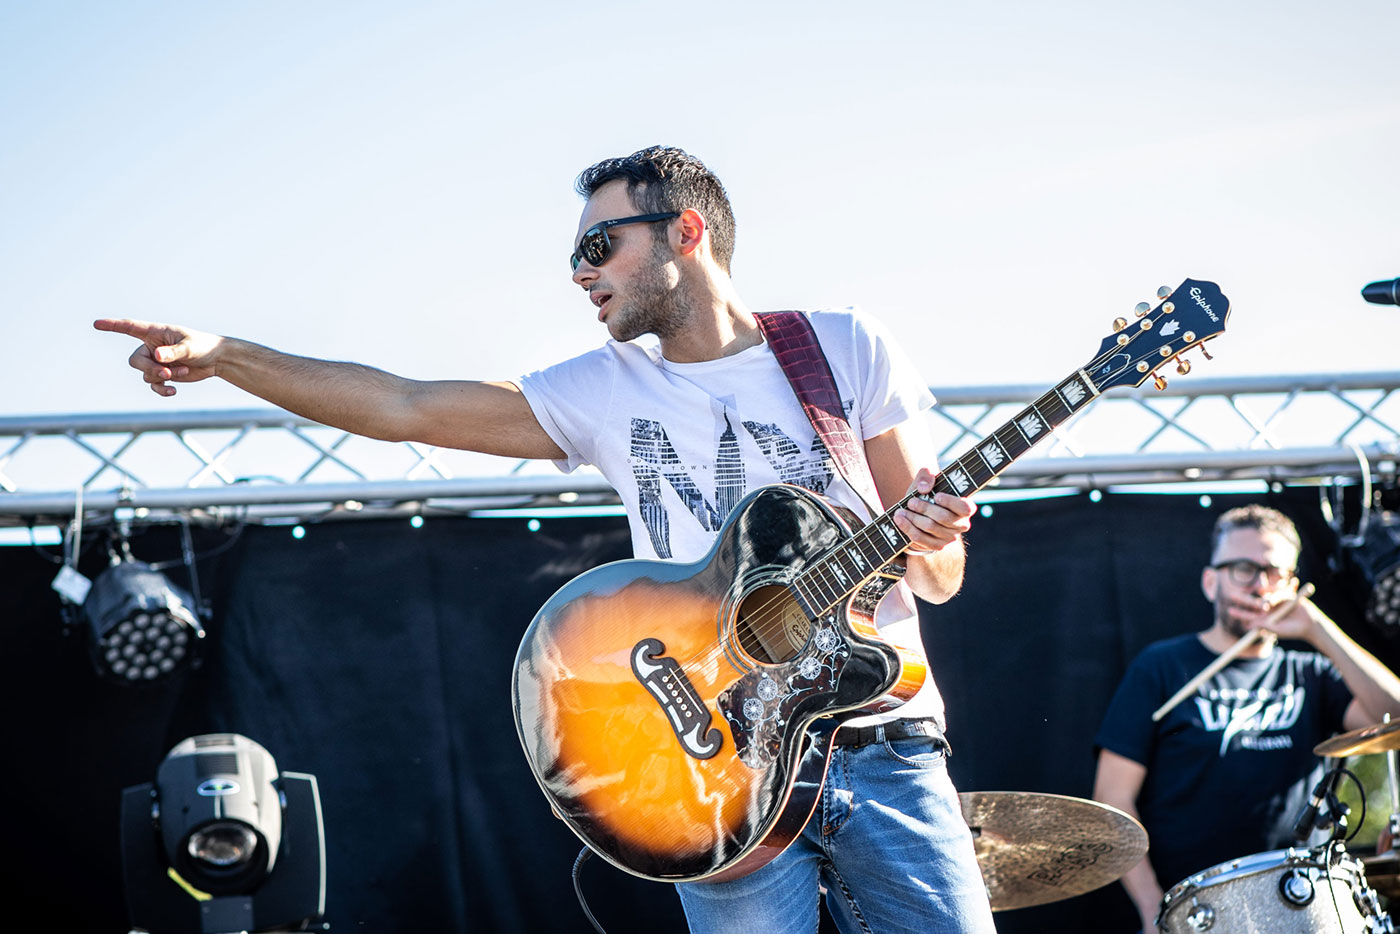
[1314,617,1400,721]
[210,338,561,457]
[214,338,423,442]
[1119,855,1165,925]
[904,536,965,605]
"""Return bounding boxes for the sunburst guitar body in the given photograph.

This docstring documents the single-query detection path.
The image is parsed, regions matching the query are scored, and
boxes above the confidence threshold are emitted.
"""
[512,484,921,882]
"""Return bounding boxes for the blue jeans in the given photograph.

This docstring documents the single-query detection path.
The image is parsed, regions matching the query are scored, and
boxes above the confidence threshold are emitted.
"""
[675,731,996,934]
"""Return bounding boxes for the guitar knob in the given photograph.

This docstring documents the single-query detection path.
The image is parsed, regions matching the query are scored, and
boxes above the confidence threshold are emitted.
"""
[1157,286,1172,299]
[1175,356,1192,376]
[1199,343,1214,361]
[1112,317,1128,332]
[1153,373,1168,391]
[1134,302,1151,317]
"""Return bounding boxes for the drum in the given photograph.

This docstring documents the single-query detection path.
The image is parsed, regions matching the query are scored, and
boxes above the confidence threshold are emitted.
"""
[1156,846,1391,933]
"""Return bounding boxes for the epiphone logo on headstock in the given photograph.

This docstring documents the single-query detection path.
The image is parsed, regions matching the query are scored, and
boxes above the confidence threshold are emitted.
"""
[1188,286,1220,322]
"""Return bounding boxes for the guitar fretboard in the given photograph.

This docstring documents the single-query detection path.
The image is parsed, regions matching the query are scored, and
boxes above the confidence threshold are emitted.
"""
[791,371,1100,618]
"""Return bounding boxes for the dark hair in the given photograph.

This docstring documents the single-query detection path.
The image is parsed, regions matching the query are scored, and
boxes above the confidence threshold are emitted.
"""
[1210,504,1302,559]
[575,146,736,274]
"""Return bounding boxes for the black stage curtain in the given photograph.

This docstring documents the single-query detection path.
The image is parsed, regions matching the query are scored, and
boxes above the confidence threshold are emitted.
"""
[1,489,1392,932]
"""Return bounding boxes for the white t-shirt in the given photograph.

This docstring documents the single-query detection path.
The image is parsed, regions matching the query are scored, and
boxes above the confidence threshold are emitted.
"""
[517,306,944,725]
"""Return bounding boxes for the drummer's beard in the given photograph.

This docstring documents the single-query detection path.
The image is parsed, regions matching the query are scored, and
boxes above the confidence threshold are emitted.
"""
[1213,585,1251,640]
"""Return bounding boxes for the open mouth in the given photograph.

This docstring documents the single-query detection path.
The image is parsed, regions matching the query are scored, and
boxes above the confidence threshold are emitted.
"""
[591,290,614,317]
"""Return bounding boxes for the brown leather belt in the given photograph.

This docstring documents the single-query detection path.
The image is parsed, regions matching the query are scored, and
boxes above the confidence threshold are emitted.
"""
[832,718,946,748]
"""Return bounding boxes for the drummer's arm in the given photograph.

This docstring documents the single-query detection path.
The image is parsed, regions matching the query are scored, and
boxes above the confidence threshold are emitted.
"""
[1094,749,1162,932]
[1292,601,1400,731]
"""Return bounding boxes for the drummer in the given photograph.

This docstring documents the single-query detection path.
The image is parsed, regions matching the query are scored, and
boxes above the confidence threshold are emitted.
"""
[1092,504,1400,933]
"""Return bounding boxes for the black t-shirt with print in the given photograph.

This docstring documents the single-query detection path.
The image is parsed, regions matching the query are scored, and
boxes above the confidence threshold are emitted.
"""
[1094,633,1353,890]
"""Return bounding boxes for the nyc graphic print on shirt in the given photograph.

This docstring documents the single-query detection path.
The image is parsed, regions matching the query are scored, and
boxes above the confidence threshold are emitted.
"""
[1194,684,1304,756]
[628,399,845,558]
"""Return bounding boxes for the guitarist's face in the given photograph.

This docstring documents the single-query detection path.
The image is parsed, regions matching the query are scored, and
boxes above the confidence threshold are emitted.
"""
[571,181,688,344]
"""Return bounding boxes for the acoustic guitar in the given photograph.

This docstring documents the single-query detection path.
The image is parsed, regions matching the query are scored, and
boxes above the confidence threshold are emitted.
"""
[512,279,1231,882]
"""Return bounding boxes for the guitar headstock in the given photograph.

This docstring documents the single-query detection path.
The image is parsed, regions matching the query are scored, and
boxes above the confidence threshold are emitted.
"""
[1087,278,1230,391]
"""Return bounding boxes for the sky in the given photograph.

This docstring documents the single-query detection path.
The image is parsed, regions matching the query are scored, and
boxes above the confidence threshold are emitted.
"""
[3,1,1399,423]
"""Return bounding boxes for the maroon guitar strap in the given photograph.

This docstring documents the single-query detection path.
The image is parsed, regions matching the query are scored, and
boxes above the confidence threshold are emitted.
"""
[754,311,883,516]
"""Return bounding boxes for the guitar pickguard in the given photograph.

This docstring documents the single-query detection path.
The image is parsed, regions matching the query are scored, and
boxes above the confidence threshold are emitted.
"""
[717,617,850,768]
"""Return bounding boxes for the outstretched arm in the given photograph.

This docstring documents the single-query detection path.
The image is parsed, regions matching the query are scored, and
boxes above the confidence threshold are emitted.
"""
[93,318,566,459]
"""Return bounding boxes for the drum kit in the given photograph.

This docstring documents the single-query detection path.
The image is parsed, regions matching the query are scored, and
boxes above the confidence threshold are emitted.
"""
[959,717,1400,932]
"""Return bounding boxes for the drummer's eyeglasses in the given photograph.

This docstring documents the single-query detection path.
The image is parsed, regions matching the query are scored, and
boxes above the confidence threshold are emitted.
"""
[570,213,680,272]
[1211,559,1296,586]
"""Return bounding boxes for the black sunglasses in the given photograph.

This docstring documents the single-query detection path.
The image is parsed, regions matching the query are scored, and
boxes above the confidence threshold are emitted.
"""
[570,212,680,272]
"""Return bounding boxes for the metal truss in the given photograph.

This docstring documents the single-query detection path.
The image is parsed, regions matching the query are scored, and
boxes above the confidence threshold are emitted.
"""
[2,373,1397,526]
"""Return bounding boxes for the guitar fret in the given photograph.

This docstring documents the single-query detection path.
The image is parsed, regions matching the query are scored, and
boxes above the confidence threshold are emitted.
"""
[855,525,897,567]
[1055,375,1092,412]
[871,518,907,558]
[959,453,994,489]
[790,575,820,618]
[809,560,842,609]
[1013,404,1049,445]
[996,423,1030,459]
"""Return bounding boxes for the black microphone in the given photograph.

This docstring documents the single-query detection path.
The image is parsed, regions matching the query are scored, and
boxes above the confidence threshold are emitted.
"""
[1362,278,1400,305]
[1292,769,1337,841]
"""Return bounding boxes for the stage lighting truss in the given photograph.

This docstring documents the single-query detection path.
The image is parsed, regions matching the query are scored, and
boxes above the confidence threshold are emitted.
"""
[82,558,206,684]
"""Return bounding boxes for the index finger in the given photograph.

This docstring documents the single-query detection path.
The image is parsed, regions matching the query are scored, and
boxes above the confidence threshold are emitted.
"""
[94,317,160,338]
[931,490,976,517]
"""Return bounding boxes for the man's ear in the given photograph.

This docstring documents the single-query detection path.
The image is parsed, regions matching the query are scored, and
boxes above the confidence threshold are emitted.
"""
[675,208,707,259]
[1201,566,1216,601]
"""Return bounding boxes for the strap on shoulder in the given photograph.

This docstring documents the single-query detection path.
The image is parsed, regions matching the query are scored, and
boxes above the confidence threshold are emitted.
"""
[753,311,882,515]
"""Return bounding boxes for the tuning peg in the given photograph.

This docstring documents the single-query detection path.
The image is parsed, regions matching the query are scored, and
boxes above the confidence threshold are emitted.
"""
[1198,343,1214,361]
[1174,355,1191,376]
[1153,372,1168,391]
[1134,302,1151,317]
[1112,317,1128,332]
[1157,286,1172,299]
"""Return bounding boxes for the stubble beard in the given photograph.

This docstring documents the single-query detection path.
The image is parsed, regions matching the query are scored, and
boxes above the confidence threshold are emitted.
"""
[1217,600,1249,640]
[1213,579,1261,640]
[607,242,689,343]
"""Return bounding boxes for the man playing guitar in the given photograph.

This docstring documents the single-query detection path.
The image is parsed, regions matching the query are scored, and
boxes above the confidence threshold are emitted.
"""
[96,146,992,933]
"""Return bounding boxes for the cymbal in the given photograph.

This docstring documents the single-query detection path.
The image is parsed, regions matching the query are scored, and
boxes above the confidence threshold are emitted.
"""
[958,791,1148,911]
[1363,852,1400,898]
[1314,719,1400,757]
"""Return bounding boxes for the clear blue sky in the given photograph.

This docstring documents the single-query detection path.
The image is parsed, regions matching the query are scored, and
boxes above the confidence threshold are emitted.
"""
[3,1,1398,418]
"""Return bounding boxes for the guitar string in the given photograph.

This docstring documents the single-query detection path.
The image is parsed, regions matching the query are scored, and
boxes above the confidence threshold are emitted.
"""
[692,354,1117,660]
[714,404,1053,656]
[664,388,1072,672]
[672,326,1162,669]
[668,301,1206,672]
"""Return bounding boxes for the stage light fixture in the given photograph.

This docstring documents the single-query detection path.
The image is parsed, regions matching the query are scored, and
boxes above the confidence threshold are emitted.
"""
[1356,514,1400,631]
[81,558,205,684]
[121,733,326,934]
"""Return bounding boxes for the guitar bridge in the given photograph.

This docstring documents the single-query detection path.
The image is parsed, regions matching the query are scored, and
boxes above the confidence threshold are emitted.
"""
[631,638,723,760]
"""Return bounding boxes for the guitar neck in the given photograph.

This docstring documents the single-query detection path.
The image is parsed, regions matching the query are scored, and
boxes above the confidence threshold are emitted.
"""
[792,368,1102,618]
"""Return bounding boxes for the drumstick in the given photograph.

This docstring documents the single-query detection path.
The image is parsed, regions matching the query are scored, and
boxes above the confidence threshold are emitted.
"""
[1151,583,1315,723]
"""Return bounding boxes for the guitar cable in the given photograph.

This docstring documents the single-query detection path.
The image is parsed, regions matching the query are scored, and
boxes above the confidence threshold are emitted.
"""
[572,846,610,934]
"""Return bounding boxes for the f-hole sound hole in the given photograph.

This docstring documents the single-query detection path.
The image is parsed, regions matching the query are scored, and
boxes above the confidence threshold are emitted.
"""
[735,585,811,664]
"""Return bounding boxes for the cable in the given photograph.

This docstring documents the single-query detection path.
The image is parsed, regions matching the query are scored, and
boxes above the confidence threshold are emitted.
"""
[1338,766,1366,843]
[571,847,609,934]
